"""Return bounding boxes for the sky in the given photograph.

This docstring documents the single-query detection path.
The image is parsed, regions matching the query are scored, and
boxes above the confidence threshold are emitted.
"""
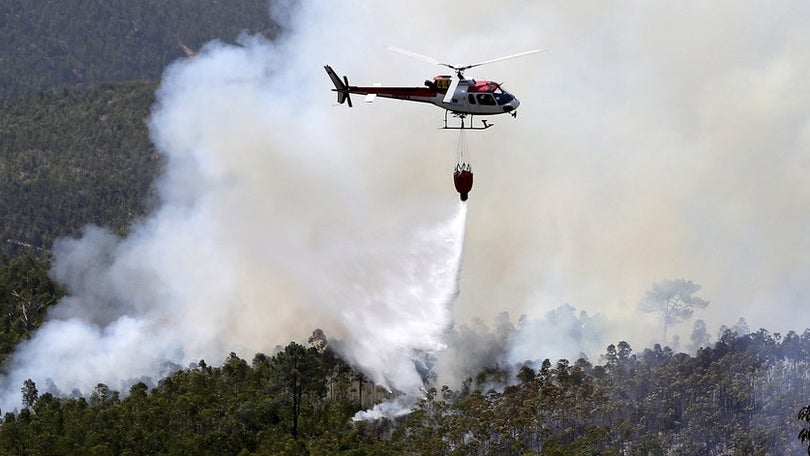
[2,0,810,410]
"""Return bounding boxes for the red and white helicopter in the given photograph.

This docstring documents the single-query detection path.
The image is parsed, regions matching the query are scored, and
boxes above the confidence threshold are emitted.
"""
[325,47,545,130]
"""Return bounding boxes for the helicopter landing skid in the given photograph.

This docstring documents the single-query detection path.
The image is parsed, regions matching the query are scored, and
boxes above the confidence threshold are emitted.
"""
[441,111,493,130]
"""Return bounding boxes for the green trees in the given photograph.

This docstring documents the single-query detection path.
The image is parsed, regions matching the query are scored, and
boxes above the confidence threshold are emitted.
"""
[0,82,160,258]
[0,255,62,362]
[0,0,284,259]
[0,257,804,453]
[0,0,279,99]
[268,342,327,437]
[0,342,367,454]
[20,379,37,409]
[0,330,807,454]
[384,332,809,455]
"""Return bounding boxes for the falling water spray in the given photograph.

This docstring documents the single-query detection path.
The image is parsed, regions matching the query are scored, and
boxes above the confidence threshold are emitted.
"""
[351,201,469,420]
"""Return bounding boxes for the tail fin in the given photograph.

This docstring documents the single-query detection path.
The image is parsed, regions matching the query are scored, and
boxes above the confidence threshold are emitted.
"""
[324,65,353,107]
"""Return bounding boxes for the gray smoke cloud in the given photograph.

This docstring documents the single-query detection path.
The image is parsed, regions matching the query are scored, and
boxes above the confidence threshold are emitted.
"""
[432,1,810,350]
[323,0,810,361]
[2,1,810,409]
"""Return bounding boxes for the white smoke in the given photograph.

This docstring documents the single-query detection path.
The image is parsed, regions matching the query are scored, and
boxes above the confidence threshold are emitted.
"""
[352,394,420,422]
[508,304,610,365]
[3,0,810,411]
[0,5,468,410]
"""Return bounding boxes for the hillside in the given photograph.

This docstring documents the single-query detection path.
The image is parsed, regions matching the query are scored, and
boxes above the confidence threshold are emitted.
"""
[0,329,808,454]
[0,0,279,99]
[0,0,282,258]
[0,82,160,258]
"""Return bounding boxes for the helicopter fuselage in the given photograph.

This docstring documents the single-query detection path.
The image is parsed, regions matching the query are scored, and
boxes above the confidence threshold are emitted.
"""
[324,65,520,117]
[374,76,519,116]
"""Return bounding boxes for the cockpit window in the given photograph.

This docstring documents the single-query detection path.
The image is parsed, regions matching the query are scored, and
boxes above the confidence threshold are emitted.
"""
[494,92,515,105]
[476,93,496,106]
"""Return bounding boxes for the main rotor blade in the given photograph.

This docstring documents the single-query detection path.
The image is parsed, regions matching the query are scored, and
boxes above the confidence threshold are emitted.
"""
[459,49,547,72]
[443,76,460,104]
[390,46,547,77]
[388,46,443,66]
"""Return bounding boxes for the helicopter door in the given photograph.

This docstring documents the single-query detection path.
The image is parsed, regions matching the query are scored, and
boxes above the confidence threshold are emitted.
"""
[467,94,477,104]
[476,93,496,106]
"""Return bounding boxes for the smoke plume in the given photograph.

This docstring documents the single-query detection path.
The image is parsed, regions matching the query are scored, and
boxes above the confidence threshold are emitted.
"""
[0,6,468,409]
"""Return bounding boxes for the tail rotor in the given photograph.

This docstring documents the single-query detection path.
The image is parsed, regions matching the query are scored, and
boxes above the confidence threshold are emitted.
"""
[324,65,353,107]
[342,75,353,107]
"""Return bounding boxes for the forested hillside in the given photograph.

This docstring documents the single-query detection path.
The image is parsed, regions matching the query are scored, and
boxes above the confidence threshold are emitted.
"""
[0,82,159,258]
[0,0,284,400]
[1,0,279,258]
[0,0,278,99]
[1,327,809,454]
[3,255,808,453]
[0,255,61,365]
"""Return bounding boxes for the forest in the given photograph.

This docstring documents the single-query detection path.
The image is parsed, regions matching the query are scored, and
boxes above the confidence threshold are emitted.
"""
[0,276,810,455]
[0,82,160,258]
[1,0,280,258]
[3,1,810,454]
[0,0,278,99]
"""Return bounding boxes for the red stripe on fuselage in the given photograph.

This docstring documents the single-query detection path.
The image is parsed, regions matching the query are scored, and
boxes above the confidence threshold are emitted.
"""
[345,86,438,100]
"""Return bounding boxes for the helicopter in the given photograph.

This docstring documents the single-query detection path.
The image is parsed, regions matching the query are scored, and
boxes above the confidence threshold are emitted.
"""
[324,47,545,130]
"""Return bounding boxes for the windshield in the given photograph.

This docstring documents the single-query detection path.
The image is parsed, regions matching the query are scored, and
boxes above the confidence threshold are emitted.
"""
[494,90,515,106]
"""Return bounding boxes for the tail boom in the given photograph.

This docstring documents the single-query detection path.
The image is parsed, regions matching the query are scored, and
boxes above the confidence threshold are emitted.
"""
[324,64,439,108]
